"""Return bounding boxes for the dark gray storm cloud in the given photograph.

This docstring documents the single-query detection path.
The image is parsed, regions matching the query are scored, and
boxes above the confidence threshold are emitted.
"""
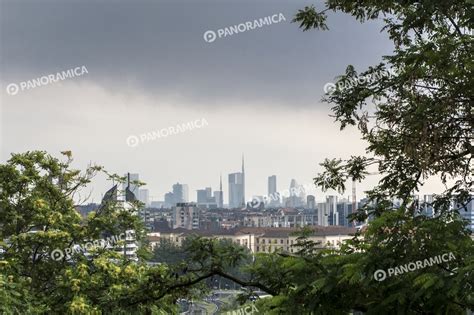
[1,0,393,107]
[1,1,447,202]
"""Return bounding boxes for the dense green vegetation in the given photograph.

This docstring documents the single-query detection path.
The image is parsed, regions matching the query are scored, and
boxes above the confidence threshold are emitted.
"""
[0,0,472,314]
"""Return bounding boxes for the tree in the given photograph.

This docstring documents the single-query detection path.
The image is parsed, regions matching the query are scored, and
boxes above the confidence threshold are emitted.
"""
[0,152,264,313]
[152,238,189,265]
[2,1,473,313]
[0,152,197,313]
[238,1,473,313]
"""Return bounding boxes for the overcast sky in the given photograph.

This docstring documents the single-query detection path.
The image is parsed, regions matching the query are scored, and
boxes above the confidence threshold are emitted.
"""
[0,0,444,204]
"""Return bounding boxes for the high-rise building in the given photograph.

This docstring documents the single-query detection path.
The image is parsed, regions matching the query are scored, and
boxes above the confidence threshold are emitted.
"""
[228,173,244,208]
[138,189,149,206]
[327,195,339,226]
[419,195,473,231]
[172,203,200,230]
[228,157,246,208]
[214,174,224,208]
[268,175,277,195]
[172,183,188,203]
[307,195,316,210]
[317,196,339,226]
[242,155,246,206]
[197,189,208,205]
[102,184,139,261]
[286,179,306,208]
[456,195,473,231]
[214,190,223,208]
[317,202,328,226]
[164,192,175,208]
[337,198,352,227]
[420,194,434,217]
[197,187,218,208]
[205,187,212,199]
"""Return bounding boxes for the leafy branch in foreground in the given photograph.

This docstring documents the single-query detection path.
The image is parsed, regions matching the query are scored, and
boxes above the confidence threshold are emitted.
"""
[0,152,258,314]
[230,1,474,314]
[298,1,473,214]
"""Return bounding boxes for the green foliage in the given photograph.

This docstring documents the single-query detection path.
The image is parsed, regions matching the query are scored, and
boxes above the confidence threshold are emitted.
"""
[152,238,190,265]
[245,212,473,314]
[300,1,473,214]
[0,151,253,314]
[0,151,166,313]
[1,1,472,313]
[242,1,474,313]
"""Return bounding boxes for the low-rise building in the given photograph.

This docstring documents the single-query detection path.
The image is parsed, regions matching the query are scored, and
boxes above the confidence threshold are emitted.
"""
[148,226,356,254]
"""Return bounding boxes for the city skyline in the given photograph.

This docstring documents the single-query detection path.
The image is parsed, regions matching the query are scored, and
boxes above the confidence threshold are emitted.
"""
[0,1,471,313]
[120,158,325,207]
[105,160,449,207]
[1,0,447,205]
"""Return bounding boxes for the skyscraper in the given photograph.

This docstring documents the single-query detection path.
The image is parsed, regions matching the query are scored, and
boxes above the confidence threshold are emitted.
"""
[197,189,209,205]
[459,196,473,231]
[242,154,246,206]
[172,183,188,203]
[317,202,328,226]
[421,194,434,217]
[138,189,150,206]
[307,195,316,210]
[205,187,212,199]
[164,192,175,208]
[266,175,279,207]
[214,174,224,208]
[286,179,305,208]
[228,173,244,208]
[228,157,246,208]
[337,198,352,227]
[268,175,277,195]
[326,195,339,226]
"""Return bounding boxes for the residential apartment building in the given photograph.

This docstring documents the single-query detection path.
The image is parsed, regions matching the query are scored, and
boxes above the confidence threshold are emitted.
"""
[172,203,200,230]
[149,226,356,254]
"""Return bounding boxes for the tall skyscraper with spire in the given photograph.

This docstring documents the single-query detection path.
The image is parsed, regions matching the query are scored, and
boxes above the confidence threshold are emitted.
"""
[215,174,224,208]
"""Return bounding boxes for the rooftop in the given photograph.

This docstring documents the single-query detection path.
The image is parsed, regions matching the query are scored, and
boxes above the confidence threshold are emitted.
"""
[151,225,357,238]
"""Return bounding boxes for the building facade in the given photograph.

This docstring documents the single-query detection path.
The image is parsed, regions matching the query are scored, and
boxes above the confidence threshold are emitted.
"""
[172,183,189,203]
[228,173,244,208]
[172,203,200,230]
[150,226,357,254]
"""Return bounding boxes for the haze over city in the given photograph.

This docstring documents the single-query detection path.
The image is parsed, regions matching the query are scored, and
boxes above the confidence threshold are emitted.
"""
[1,1,447,203]
[0,1,378,200]
[1,1,472,314]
